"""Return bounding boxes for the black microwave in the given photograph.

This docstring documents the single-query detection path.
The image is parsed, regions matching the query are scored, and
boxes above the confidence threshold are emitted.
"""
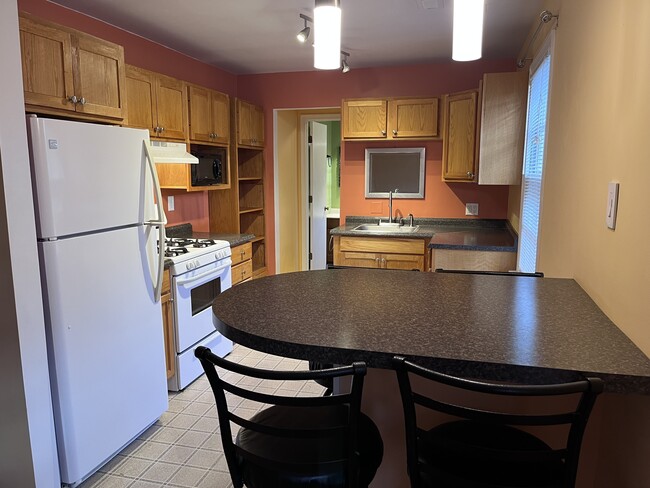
[191,148,228,186]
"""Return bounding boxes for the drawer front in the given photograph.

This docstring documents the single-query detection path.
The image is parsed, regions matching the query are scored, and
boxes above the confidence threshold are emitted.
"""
[232,259,253,285]
[339,236,424,255]
[231,242,253,266]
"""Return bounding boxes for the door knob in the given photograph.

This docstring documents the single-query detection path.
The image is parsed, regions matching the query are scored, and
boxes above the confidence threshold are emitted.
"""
[324,206,329,212]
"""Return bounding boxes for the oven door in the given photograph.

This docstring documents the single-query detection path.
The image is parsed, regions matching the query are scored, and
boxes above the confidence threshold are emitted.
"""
[173,257,232,353]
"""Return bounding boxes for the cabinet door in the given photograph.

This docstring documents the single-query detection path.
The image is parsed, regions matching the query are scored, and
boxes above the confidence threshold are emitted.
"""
[210,90,230,145]
[155,74,186,140]
[232,260,253,285]
[381,253,424,271]
[19,15,75,112]
[237,99,253,145]
[72,32,126,119]
[342,99,387,139]
[477,71,528,185]
[442,90,478,181]
[389,98,439,138]
[251,104,265,147]
[188,85,212,143]
[125,65,156,136]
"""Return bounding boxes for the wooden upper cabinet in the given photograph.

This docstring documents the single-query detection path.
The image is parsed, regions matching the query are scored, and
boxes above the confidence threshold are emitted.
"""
[237,99,264,147]
[342,97,439,140]
[342,99,387,139]
[188,85,230,145]
[19,13,126,121]
[125,65,187,140]
[442,90,479,182]
[477,71,528,185]
[388,98,439,138]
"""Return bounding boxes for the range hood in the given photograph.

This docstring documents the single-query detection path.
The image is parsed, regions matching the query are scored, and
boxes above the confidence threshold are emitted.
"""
[149,141,198,164]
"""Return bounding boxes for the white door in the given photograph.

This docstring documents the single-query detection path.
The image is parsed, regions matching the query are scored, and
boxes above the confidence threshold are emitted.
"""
[310,121,328,270]
[39,226,168,484]
[27,116,151,239]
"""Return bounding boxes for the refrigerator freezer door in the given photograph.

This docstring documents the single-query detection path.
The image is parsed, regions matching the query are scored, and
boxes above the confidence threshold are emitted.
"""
[39,226,168,484]
[28,116,152,239]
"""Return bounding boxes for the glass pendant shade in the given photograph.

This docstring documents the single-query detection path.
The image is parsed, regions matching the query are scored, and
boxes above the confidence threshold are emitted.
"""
[314,0,341,69]
[452,0,484,61]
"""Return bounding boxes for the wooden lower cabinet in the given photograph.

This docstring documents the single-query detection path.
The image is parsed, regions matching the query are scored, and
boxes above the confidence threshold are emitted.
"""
[431,249,517,272]
[231,241,253,285]
[161,268,175,380]
[333,236,427,271]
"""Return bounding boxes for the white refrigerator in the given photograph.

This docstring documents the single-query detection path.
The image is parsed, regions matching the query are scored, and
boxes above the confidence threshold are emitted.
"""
[27,116,169,486]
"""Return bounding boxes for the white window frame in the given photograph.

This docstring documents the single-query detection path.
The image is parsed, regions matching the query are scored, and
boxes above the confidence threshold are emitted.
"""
[517,29,556,273]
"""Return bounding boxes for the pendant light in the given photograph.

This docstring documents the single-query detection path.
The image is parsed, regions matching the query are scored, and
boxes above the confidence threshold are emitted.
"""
[452,0,484,61]
[314,0,341,70]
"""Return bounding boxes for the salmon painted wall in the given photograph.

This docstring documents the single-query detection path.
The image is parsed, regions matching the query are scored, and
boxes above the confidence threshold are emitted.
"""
[238,59,516,273]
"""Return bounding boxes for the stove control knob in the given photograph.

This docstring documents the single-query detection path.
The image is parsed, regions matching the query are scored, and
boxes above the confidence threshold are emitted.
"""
[194,260,200,268]
[186,262,194,270]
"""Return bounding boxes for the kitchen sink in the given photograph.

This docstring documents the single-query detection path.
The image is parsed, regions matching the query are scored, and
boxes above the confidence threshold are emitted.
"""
[352,224,420,233]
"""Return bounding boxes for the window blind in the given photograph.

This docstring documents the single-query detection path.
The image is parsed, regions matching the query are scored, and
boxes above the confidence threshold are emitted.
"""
[518,52,551,273]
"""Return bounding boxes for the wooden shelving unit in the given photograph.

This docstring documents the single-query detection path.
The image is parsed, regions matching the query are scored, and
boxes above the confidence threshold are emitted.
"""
[208,98,267,278]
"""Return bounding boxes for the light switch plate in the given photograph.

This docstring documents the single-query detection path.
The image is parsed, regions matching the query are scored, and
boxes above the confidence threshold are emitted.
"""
[606,181,619,229]
[465,203,479,216]
[168,195,175,212]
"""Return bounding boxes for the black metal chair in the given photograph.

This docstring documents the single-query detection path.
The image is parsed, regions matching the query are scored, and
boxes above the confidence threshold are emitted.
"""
[393,356,603,488]
[195,346,384,488]
[434,268,545,277]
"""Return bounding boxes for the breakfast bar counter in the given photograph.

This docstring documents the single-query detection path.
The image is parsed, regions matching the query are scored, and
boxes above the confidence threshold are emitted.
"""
[212,269,650,394]
[212,269,650,487]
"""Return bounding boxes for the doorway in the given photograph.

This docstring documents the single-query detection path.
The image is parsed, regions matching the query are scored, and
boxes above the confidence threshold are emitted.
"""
[302,116,341,270]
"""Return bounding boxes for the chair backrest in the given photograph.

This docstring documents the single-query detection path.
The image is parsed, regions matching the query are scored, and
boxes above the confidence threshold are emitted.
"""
[393,356,603,488]
[195,346,367,488]
[434,268,544,277]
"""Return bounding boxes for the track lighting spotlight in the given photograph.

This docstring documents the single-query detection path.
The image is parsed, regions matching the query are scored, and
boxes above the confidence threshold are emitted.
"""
[341,51,350,73]
[297,14,312,43]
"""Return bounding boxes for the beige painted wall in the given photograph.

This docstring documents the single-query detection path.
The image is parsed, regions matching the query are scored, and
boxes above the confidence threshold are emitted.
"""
[512,1,650,486]
[276,111,301,274]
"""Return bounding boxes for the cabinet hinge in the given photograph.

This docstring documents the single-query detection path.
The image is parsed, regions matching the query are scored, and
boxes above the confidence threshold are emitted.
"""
[308,195,313,204]
[308,135,313,144]
[309,252,313,260]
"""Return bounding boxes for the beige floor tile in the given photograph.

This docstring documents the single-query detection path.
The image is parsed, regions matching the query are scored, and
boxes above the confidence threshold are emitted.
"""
[130,440,169,461]
[197,469,234,488]
[167,465,208,487]
[158,444,194,464]
[139,461,179,483]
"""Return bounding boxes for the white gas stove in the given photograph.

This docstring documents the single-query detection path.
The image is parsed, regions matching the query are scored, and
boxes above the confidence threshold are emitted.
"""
[164,237,231,276]
[163,236,233,391]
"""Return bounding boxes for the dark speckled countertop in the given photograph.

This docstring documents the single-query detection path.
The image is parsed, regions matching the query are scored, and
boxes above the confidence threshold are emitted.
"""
[331,217,517,252]
[213,269,650,395]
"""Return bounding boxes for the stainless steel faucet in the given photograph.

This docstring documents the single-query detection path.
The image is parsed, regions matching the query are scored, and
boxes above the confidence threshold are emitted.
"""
[388,189,398,223]
[408,213,414,227]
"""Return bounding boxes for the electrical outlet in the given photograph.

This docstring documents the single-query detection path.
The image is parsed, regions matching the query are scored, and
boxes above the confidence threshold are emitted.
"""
[168,195,175,212]
[606,181,619,229]
[465,203,479,216]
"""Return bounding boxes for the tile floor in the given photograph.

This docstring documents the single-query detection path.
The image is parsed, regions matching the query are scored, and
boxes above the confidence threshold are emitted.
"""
[79,344,325,488]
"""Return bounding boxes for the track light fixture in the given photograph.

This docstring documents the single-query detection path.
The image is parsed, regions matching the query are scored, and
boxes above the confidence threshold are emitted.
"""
[296,14,312,43]
[341,51,350,73]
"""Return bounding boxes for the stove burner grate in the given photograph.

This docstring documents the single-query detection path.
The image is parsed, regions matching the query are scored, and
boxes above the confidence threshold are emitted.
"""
[165,247,190,257]
[193,239,217,248]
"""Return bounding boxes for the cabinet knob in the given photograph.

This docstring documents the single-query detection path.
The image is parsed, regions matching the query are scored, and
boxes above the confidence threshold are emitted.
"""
[381,130,386,136]
[393,129,398,136]
[78,97,86,106]
[68,95,78,104]
[467,171,475,178]
[160,127,165,133]
[240,249,245,257]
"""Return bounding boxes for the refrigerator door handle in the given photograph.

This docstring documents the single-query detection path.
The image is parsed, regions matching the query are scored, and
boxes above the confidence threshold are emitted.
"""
[143,142,167,302]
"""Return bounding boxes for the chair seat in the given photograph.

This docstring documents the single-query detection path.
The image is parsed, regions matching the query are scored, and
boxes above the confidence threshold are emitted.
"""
[236,404,384,488]
[418,420,565,488]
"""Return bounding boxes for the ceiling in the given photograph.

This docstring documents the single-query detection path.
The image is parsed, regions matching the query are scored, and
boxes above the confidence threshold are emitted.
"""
[51,0,544,75]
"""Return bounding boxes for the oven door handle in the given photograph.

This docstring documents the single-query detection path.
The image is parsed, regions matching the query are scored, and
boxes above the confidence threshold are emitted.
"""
[143,141,167,302]
[175,260,232,287]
